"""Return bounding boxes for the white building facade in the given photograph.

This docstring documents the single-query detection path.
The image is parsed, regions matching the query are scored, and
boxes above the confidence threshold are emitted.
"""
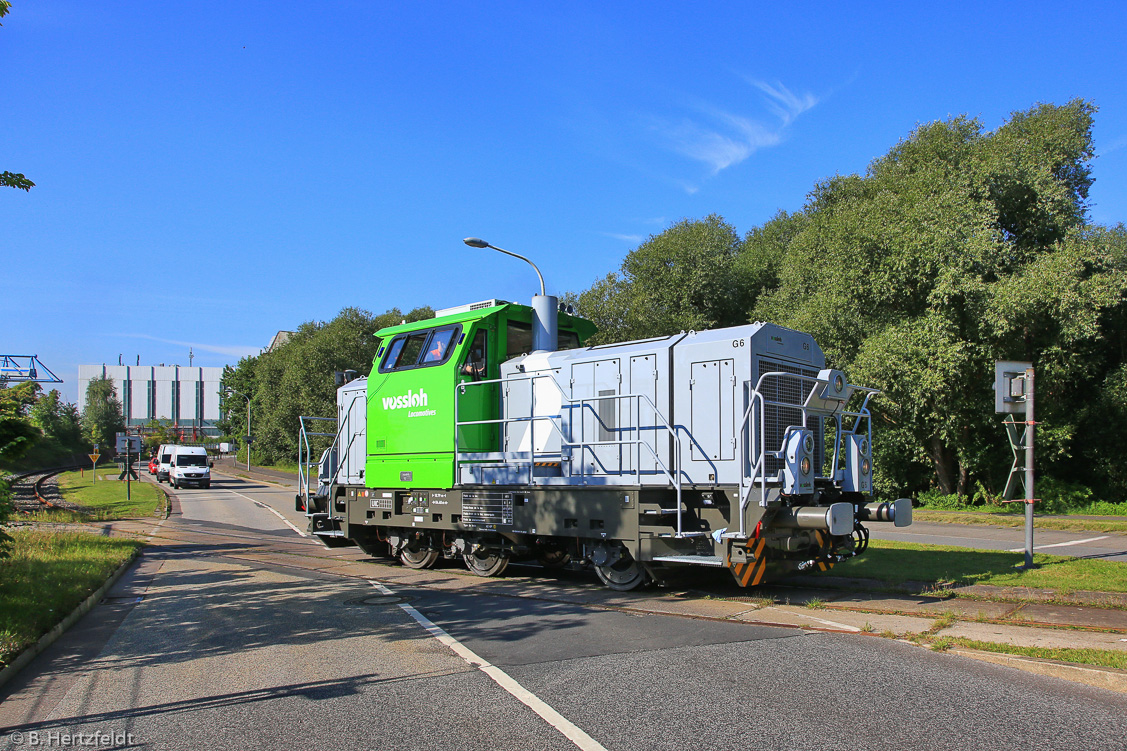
[78,364,224,437]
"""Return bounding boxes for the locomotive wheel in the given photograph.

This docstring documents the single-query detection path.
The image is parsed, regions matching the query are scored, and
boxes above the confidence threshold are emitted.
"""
[400,543,440,569]
[463,549,509,577]
[594,556,648,591]
[537,548,572,569]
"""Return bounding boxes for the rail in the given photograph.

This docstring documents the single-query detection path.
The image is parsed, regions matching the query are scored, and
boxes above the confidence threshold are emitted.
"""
[6,464,86,515]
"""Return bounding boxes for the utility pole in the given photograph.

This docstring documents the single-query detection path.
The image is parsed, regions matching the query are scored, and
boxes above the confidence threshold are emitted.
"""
[224,387,252,471]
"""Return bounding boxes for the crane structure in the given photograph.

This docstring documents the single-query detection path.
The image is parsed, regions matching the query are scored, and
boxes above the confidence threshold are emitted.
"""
[0,355,63,384]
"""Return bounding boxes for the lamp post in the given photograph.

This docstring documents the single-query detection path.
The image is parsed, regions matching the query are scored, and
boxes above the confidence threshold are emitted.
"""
[224,387,252,471]
[463,237,557,352]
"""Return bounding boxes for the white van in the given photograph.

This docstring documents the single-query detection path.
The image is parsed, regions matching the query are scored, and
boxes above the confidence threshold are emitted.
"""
[157,444,176,483]
[169,446,211,489]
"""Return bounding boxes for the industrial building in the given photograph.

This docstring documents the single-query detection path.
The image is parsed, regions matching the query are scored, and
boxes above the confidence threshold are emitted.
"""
[77,364,224,438]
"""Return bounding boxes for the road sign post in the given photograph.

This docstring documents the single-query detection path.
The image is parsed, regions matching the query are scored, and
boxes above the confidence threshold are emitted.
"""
[116,433,141,500]
[88,450,100,485]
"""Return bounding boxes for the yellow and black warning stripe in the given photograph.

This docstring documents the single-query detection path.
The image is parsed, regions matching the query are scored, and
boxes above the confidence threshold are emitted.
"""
[811,531,836,571]
[532,462,561,467]
[730,538,769,587]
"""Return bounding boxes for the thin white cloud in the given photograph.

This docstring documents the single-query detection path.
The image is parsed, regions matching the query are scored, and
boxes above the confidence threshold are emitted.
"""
[748,79,819,126]
[602,232,645,243]
[113,333,261,359]
[648,78,818,179]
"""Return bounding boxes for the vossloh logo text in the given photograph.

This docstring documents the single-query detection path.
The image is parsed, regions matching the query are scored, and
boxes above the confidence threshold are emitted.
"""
[382,388,435,417]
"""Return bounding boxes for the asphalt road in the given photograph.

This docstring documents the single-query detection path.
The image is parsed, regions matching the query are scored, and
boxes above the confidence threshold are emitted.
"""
[869,520,1127,562]
[2,474,1126,751]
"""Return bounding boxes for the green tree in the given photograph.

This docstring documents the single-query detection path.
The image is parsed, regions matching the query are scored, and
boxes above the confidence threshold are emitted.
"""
[221,305,433,465]
[0,1,34,193]
[0,382,42,465]
[81,376,125,452]
[575,215,748,343]
[755,100,1127,498]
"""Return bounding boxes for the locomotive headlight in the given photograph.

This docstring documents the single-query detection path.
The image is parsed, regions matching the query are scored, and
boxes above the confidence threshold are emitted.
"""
[801,456,811,475]
[803,434,814,454]
[861,458,871,475]
[860,438,869,456]
[834,374,844,392]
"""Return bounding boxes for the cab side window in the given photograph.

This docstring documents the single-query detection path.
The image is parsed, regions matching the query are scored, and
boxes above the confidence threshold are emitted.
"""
[379,325,462,373]
[506,320,533,358]
[460,329,487,380]
[423,327,457,364]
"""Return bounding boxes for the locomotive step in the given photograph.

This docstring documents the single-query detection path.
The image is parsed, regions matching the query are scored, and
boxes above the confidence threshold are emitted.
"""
[650,554,725,566]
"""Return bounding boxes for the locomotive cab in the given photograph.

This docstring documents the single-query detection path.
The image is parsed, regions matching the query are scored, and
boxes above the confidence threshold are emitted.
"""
[363,300,595,489]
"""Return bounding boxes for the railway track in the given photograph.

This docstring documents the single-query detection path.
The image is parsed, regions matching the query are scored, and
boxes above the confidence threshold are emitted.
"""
[6,465,91,515]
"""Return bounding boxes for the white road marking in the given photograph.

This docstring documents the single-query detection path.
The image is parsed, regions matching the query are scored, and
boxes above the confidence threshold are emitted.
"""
[1007,536,1108,553]
[222,488,308,537]
[767,608,862,632]
[369,581,608,751]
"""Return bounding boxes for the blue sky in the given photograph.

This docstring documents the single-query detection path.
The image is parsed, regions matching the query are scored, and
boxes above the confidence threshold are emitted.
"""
[4,1,1127,403]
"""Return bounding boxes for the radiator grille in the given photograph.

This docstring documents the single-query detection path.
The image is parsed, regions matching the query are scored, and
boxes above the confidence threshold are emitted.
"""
[756,358,823,475]
[461,491,514,527]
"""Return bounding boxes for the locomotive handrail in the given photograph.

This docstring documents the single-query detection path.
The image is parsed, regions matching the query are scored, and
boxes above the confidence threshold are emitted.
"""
[455,372,688,536]
[298,390,368,520]
[298,415,338,508]
[734,371,878,539]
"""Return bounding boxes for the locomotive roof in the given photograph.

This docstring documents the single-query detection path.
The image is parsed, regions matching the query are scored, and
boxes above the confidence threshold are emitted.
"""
[374,301,597,340]
[374,302,513,338]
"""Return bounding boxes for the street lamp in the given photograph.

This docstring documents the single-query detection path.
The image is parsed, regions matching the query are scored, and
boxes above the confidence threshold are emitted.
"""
[463,237,557,352]
[224,387,252,471]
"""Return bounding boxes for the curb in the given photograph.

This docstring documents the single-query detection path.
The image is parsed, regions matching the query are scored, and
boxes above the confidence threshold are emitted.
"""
[949,648,1127,694]
[0,547,142,692]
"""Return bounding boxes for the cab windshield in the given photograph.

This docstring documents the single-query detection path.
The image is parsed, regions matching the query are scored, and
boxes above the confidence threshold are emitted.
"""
[177,455,208,467]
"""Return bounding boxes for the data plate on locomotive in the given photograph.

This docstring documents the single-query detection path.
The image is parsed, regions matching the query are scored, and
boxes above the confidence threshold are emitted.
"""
[461,490,514,529]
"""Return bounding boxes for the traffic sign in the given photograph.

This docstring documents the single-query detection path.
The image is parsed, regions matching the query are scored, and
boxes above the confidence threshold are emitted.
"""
[88,453,100,463]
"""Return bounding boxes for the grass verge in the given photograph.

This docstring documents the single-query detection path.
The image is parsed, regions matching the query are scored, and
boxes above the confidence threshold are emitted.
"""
[0,528,141,668]
[933,636,1127,671]
[914,510,1127,534]
[830,539,1127,593]
[31,470,164,523]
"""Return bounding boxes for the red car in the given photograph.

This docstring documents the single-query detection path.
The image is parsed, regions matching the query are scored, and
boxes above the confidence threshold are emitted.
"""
[148,457,159,475]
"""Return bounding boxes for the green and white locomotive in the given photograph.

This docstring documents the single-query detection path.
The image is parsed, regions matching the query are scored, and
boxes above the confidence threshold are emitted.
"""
[297,293,910,591]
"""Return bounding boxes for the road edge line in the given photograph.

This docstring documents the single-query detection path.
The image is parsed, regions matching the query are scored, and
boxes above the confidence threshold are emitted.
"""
[369,580,608,751]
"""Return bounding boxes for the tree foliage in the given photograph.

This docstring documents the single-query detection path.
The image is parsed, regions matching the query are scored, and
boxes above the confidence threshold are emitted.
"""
[569,99,1127,501]
[81,376,125,452]
[220,305,433,465]
[576,215,748,343]
[0,1,34,193]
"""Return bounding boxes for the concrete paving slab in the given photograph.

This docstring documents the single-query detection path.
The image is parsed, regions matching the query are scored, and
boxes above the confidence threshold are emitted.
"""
[822,591,1018,620]
[941,622,1127,651]
[734,605,934,635]
[1010,603,1127,631]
